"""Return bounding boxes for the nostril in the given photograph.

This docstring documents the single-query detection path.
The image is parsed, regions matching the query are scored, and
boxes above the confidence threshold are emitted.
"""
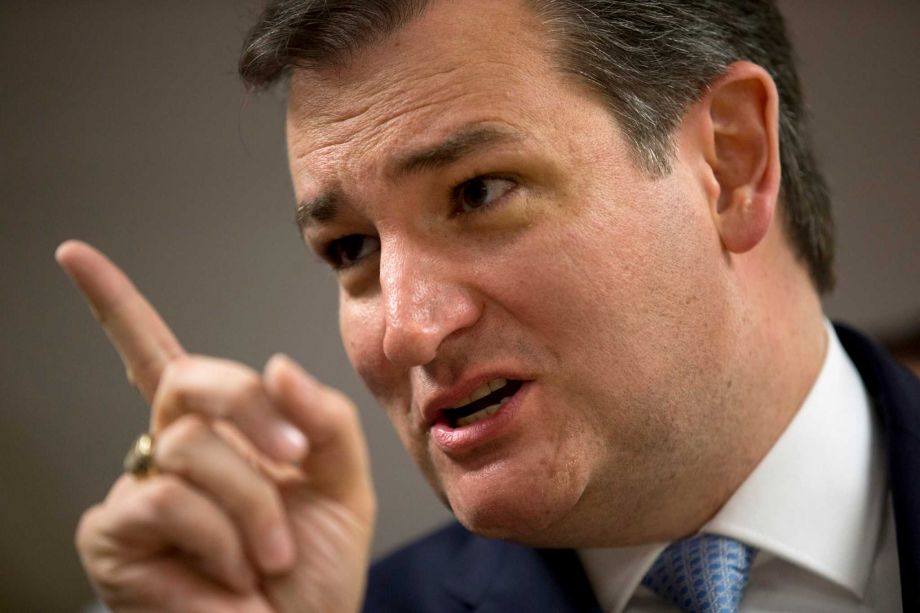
[382,320,440,368]
[379,267,483,368]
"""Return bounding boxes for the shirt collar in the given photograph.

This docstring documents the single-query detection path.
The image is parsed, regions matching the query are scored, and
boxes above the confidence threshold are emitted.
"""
[578,543,666,613]
[704,321,886,597]
[578,322,886,611]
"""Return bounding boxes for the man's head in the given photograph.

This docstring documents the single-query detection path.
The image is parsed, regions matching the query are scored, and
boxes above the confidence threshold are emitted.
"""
[240,0,831,546]
[242,0,834,292]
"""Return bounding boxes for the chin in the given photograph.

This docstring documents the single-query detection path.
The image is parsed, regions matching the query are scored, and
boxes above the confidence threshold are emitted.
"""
[446,473,585,547]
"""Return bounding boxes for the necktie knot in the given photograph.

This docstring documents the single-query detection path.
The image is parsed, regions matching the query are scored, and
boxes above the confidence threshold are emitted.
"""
[641,533,757,613]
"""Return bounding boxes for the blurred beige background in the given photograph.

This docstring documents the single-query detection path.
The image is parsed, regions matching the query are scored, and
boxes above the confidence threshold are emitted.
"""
[1,1,917,610]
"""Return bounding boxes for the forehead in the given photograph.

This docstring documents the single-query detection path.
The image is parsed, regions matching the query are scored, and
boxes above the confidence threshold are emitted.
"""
[284,0,564,196]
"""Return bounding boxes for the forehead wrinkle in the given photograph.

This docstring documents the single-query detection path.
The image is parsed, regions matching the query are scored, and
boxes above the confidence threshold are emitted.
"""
[318,82,474,150]
[317,63,463,120]
[289,46,544,159]
[295,60,463,128]
[293,86,497,185]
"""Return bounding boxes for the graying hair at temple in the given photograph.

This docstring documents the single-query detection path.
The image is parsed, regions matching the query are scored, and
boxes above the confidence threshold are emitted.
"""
[239,0,835,292]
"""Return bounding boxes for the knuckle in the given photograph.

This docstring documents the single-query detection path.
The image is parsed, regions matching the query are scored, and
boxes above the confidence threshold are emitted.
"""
[89,556,128,598]
[227,372,264,417]
[74,507,131,599]
[75,504,105,553]
[152,359,193,427]
[217,471,283,534]
[231,476,279,523]
[141,476,184,516]
[156,414,210,473]
[167,413,210,447]
[158,356,189,390]
[250,503,287,542]
[160,356,263,422]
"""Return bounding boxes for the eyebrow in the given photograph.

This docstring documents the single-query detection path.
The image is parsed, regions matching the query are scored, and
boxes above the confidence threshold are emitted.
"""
[295,125,522,230]
[295,191,341,231]
[391,125,522,177]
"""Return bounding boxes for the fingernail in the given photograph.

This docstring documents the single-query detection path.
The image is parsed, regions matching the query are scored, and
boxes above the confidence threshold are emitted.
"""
[261,525,296,573]
[273,421,308,463]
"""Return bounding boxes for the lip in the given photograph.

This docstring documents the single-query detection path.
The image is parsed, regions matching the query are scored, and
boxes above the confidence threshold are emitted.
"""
[421,371,528,429]
[425,379,532,455]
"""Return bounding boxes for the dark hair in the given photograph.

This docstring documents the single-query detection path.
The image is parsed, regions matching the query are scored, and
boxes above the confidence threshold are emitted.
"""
[240,0,835,292]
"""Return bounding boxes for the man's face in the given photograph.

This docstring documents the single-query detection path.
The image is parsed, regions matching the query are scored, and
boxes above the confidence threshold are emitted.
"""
[287,0,740,545]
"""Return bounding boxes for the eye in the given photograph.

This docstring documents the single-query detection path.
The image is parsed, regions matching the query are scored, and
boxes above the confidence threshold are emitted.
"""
[452,176,516,214]
[324,234,380,269]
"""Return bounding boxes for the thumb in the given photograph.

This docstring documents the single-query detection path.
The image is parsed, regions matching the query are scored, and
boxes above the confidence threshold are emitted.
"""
[263,354,375,517]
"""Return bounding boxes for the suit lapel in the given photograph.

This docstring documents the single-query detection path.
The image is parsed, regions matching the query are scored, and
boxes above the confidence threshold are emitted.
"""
[836,323,920,612]
[443,534,602,612]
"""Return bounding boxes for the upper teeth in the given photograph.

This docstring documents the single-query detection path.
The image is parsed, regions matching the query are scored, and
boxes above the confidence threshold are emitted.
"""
[451,378,507,409]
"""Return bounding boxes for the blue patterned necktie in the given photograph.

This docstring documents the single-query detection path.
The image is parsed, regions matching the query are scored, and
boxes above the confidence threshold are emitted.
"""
[641,534,757,613]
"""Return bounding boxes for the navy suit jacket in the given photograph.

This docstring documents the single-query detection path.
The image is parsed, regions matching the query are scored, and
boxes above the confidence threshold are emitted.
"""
[363,325,920,612]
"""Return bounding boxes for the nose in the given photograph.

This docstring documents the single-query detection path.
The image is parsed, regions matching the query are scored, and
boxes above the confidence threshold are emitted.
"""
[379,242,481,368]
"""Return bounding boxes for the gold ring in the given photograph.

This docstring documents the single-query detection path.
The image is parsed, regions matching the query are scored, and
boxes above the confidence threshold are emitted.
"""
[124,433,157,478]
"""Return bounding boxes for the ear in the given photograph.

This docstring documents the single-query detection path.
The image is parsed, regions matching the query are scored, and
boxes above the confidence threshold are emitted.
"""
[696,61,781,254]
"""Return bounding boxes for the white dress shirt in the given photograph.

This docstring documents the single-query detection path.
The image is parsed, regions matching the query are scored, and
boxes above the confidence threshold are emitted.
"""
[578,322,902,612]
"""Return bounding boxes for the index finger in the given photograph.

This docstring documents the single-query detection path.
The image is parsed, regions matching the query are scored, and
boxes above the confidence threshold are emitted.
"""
[56,240,185,403]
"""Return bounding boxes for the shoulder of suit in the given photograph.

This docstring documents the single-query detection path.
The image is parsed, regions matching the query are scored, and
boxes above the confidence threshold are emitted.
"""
[363,522,481,612]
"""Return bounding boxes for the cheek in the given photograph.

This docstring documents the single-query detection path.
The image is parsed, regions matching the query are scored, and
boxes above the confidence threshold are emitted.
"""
[339,296,393,400]
[339,295,420,445]
[489,173,722,395]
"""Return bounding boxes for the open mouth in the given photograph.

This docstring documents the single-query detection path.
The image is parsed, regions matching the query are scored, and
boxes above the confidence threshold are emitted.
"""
[441,379,524,428]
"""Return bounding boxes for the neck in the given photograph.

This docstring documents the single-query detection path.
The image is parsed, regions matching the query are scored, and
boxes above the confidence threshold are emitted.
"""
[626,228,828,544]
[690,223,829,533]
